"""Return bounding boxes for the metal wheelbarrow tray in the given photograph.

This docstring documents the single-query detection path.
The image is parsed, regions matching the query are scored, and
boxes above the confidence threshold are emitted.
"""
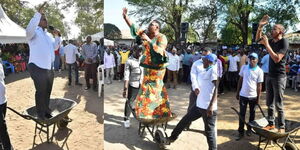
[232,105,300,150]
[128,101,177,148]
[7,98,77,147]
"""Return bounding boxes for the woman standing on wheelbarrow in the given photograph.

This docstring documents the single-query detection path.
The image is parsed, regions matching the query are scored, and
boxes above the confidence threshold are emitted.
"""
[122,8,173,120]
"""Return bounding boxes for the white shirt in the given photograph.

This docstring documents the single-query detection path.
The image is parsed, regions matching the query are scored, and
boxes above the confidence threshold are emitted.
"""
[228,55,240,72]
[26,12,60,70]
[179,54,184,69]
[104,52,116,69]
[0,64,6,105]
[64,44,79,64]
[196,66,218,110]
[167,52,180,71]
[239,65,264,98]
[190,59,204,91]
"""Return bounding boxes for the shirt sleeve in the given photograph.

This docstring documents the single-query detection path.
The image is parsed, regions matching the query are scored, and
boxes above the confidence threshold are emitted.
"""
[53,37,61,51]
[278,39,289,55]
[92,44,98,59]
[177,56,180,71]
[239,65,245,77]
[26,12,41,40]
[211,65,218,82]
[190,61,199,91]
[257,69,264,83]
[124,61,130,81]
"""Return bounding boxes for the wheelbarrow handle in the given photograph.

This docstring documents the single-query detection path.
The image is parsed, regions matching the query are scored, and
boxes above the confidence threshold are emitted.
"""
[231,107,248,125]
[7,107,32,120]
[256,104,266,118]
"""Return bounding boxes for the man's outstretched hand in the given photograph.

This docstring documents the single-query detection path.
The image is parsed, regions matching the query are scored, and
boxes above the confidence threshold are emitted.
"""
[122,7,128,18]
[38,2,47,14]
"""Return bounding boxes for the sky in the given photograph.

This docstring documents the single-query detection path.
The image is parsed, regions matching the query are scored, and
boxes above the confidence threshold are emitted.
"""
[104,0,137,30]
[23,0,80,39]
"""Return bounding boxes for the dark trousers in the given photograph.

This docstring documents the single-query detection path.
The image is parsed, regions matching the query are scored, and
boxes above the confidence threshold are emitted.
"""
[219,75,225,93]
[67,63,79,84]
[186,90,197,128]
[54,55,60,70]
[120,64,125,80]
[227,71,238,91]
[0,103,12,150]
[238,96,257,134]
[171,105,217,150]
[182,65,191,83]
[124,85,139,121]
[85,63,97,88]
[28,63,53,118]
[262,73,268,92]
[266,76,286,129]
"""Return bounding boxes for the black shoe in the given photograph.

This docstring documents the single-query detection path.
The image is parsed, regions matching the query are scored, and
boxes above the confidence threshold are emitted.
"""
[45,113,53,119]
[75,82,82,86]
[84,87,90,90]
[235,133,244,141]
[166,136,176,144]
[246,129,252,136]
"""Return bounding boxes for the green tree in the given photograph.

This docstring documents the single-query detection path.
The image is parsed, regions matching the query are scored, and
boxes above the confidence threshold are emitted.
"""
[104,23,122,40]
[220,22,243,45]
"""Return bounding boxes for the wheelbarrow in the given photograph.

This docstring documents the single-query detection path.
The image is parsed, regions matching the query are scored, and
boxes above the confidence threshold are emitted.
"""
[7,98,77,148]
[232,105,300,150]
[127,100,177,148]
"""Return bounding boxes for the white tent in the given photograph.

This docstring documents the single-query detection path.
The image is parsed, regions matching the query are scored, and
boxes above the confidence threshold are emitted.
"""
[0,5,27,44]
[104,38,114,46]
[90,32,104,41]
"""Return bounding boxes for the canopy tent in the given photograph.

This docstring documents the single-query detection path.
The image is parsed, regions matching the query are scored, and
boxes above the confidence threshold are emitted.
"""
[90,32,104,41]
[104,38,114,46]
[0,5,27,44]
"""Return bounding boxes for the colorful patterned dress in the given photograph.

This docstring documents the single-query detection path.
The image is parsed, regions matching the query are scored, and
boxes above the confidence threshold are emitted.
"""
[130,24,172,120]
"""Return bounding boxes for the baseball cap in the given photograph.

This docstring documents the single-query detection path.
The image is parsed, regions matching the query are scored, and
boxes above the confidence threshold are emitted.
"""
[204,53,217,63]
[248,52,258,59]
[204,47,212,52]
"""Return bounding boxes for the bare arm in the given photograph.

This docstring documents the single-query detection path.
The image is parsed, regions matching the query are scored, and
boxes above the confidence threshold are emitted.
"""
[122,8,133,27]
[236,76,243,100]
[256,83,262,104]
[207,80,218,116]
[256,15,269,42]
[261,36,287,63]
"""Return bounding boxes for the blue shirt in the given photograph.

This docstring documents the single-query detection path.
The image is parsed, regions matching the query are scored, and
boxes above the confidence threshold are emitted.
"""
[261,54,269,73]
[182,53,193,66]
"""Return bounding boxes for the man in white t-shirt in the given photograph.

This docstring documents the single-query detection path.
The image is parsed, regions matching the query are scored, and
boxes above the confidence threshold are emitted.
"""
[235,52,263,140]
[64,40,82,86]
[228,50,240,90]
[167,53,218,150]
[0,64,13,150]
[104,49,116,84]
[167,47,180,89]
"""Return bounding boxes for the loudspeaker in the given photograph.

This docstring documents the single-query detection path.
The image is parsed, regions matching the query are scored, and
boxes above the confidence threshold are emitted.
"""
[181,22,189,33]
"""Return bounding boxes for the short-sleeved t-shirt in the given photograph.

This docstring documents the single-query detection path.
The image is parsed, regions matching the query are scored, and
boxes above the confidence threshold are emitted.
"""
[228,55,240,72]
[196,66,218,110]
[239,65,264,98]
[268,38,289,78]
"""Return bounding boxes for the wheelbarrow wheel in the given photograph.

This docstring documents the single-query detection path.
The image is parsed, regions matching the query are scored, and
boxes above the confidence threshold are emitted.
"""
[154,129,166,148]
[57,117,72,129]
[284,142,297,150]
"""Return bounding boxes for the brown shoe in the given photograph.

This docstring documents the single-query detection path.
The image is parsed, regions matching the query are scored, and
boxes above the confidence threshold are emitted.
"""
[278,128,285,133]
[263,125,276,130]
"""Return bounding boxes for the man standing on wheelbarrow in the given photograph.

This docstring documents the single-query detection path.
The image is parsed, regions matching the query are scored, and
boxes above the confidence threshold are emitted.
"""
[256,15,289,133]
[26,3,60,120]
[167,54,218,150]
[235,52,264,140]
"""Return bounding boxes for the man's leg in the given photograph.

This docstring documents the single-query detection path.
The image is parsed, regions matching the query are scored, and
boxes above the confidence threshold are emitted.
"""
[91,63,98,89]
[109,68,114,83]
[167,69,171,88]
[185,90,197,129]
[45,69,54,114]
[74,63,80,84]
[173,70,178,88]
[0,103,12,150]
[28,63,48,118]
[238,96,248,136]
[169,105,202,141]
[85,64,91,88]
[248,98,257,132]
[67,64,72,85]
[201,108,217,150]
[266,76,275,127]
[273,77,286,129]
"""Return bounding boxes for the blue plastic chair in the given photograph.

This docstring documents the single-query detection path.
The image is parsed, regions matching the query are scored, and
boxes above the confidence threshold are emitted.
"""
[2,60,15,73]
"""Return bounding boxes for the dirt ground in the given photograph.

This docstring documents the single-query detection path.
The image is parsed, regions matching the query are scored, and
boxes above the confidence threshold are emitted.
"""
[104,81,300,150]
[4,71,103,150]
